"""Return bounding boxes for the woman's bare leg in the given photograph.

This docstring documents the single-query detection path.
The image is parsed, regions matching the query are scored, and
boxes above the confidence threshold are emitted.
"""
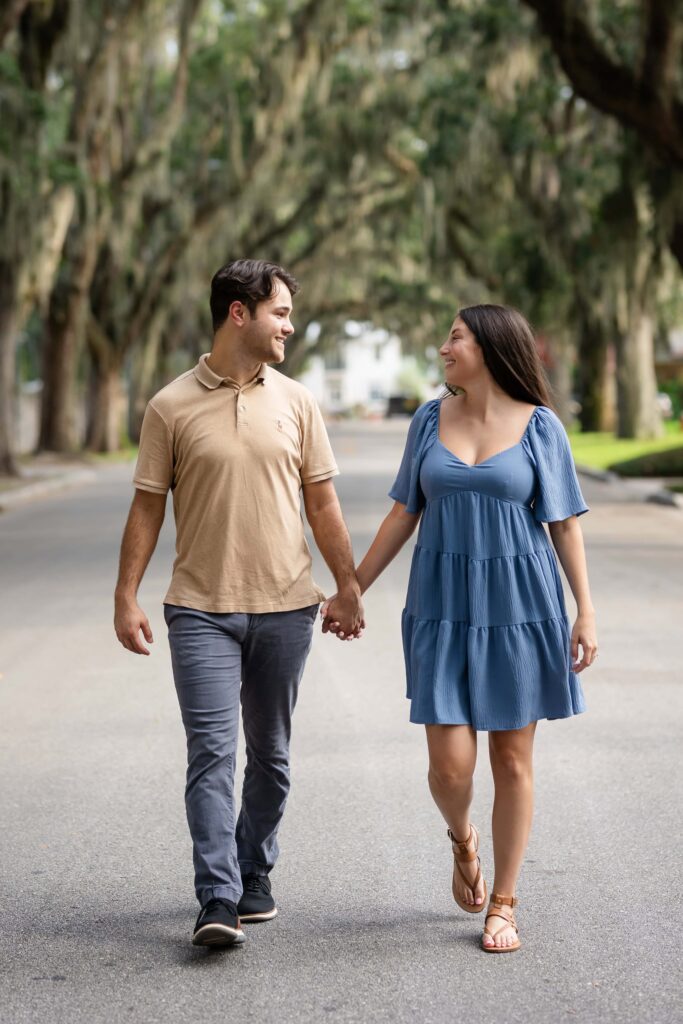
[484,721,537,948]
[425,724,485,908]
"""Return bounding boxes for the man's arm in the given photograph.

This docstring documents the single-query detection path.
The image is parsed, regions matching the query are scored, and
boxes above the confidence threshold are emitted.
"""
[302,478,364,638]
[114,489,167,655]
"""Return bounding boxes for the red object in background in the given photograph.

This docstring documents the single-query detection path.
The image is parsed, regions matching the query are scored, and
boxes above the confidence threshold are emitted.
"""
[535,332,554,370]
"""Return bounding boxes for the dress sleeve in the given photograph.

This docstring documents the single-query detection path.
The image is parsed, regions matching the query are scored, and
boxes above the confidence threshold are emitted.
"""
[526,406,589,523]
[388,401,436,514]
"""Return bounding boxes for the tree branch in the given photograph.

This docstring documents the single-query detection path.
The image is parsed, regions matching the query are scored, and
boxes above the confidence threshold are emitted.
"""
[17,0,70,89]
[0,0,31,49]
[640,0,683,111]
[521,0,683,165]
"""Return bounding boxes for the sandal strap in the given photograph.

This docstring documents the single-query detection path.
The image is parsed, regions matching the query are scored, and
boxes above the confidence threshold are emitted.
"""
[484,903,518,936]
[485,905,515,925]
[447,825,478,862]
[489,892,517,908]
[484,916,519,938]
[455,858,482,897]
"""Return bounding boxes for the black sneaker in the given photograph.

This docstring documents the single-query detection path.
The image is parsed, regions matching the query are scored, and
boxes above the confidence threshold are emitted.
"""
[237,873,278,923]
[192,898,245,946]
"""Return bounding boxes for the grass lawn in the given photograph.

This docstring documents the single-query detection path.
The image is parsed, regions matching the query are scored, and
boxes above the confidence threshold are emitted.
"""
[568,420,683,471]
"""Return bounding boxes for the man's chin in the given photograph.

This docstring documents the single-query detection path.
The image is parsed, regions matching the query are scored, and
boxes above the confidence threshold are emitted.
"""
[271,346,286,363]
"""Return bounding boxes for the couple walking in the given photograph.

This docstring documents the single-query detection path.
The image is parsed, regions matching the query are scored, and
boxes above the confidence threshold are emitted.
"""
[114,259,597,954]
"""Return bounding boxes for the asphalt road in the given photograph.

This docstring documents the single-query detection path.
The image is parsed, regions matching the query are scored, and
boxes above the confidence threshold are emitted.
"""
[0,420,681,1024]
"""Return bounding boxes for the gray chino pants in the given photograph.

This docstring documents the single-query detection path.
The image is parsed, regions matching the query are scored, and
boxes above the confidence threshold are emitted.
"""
[164,603,317,907]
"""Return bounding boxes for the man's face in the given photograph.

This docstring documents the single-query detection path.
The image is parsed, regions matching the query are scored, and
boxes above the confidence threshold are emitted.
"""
[243,278,295,364]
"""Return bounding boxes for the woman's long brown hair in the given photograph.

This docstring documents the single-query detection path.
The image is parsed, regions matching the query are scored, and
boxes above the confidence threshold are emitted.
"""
[454,304,553,408]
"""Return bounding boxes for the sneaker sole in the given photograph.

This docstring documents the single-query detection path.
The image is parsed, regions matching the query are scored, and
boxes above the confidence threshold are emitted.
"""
[192,923,246,946]
[237,907,278,924]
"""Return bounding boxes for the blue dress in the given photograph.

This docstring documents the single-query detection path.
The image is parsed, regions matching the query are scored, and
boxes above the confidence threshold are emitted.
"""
[389,400,589,731]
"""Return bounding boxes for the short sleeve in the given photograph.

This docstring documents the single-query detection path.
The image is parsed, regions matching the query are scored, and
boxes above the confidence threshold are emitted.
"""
[300,397,339,484]
[388,401,438,514]
[133,402,173,495]
[526,406,589,523]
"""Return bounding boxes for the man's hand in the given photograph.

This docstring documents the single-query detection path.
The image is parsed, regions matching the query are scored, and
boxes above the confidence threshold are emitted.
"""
[321,584,365,640]
[115,596,154,655]
[114,489,165,655]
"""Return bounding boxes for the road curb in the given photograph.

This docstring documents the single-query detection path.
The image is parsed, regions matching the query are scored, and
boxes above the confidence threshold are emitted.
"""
[575,464,620,483]
[576,463,683,511]
[646,489,683,509]
[0,468,97,511]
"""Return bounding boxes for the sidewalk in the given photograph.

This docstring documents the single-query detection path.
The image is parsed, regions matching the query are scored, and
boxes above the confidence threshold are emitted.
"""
[0,454,99,511]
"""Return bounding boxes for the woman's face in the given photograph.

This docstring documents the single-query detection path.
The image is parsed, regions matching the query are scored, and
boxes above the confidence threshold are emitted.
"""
[440,316,485,389]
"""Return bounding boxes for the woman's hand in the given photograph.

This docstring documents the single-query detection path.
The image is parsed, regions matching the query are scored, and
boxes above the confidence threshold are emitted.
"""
[571,611,598,672]
[320,592,365,640]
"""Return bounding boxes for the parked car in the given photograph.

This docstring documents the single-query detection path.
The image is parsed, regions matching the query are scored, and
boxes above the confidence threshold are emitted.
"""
[386,394,421,417]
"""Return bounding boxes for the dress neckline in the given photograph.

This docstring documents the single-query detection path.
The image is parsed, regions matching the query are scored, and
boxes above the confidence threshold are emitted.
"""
[436,402,540,468]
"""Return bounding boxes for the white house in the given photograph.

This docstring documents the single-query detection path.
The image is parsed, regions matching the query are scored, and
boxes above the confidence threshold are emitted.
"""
[298,323,409,415]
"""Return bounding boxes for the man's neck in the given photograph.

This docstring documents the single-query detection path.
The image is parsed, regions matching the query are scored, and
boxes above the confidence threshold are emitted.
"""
[206,344,264,387]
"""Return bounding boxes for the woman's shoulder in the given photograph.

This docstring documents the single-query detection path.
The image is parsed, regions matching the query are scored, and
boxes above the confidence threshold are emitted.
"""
[525,404,573,452]
[526,404,565,432]
[417,396,441,416]
[408,397,440,429]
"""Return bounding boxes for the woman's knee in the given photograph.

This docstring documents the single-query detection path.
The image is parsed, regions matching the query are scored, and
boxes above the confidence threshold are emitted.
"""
[428,758,474,792]
[489,742,532,783]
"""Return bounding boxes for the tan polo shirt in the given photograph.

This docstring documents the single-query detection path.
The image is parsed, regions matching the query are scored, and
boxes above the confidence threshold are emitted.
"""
[133,354,339,613]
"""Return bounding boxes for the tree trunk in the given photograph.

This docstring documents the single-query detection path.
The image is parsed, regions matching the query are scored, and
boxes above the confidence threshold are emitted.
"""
[39,202,102,452]
[608,168,664,439]
[39,284,84,452]
[576,309,611,432]
[86,360,126,453]
[127,314,168,443]
[0,263,21,475]
[614,304,663,439]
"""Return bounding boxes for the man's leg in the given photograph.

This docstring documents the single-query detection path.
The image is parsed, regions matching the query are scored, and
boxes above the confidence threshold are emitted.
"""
[165,605,247,908]
[236,605,317,883]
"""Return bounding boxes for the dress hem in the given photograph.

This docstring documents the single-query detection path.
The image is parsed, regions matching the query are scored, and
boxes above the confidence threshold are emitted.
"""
[409,705,586,731]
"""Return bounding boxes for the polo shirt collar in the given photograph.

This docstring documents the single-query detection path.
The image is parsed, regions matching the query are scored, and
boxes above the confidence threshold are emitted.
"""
[194,353,267,390]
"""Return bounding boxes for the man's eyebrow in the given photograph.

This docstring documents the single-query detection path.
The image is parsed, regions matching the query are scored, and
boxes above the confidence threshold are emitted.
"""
[272,305,292,314]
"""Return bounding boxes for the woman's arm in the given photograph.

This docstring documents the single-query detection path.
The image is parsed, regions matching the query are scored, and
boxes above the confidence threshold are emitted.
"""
[322,501,420,637]
[548,516,598,672]
[356,501,421,593]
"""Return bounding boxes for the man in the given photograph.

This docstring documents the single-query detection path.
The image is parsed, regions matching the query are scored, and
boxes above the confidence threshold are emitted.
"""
[114,259,363,947]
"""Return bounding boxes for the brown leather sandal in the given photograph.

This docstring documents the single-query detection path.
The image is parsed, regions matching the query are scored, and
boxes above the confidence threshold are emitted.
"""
[447,824,487,914]
[482,893,520,953]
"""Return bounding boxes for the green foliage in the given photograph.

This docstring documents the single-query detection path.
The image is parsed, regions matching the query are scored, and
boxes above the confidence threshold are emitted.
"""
[3,0,682,451]
[609,445,683,477]
[658,379,683,418]
[569,420,683,470]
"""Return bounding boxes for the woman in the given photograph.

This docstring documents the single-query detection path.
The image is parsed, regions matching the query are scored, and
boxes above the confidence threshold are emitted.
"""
[323,304,597,953]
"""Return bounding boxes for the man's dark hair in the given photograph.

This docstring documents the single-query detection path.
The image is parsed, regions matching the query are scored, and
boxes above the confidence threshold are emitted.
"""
[210,259,299,333]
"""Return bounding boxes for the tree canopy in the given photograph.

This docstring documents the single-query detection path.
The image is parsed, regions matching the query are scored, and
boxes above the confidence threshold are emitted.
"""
[0,0,680,472]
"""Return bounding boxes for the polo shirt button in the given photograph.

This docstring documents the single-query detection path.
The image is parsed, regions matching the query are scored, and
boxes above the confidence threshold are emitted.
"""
[239,403,246,410]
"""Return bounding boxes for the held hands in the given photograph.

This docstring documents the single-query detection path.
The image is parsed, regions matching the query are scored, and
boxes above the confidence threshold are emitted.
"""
[571,611,598,672]
[320,583,365,640]
[114,596,154,655]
